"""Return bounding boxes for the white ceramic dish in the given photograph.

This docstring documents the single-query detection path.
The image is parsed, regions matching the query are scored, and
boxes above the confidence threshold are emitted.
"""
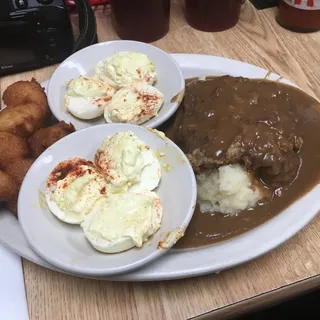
[17,124,197,277]
[0,54,319,281]
[48,41,185,130]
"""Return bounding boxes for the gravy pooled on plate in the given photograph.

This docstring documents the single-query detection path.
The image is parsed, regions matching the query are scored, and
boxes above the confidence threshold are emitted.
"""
[164,76,320,248]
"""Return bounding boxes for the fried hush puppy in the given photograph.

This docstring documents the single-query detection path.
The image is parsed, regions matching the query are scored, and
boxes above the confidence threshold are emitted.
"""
[0,132,29,168]
[0,170,19,204]
[0,170,19,202]
[2,78,49,112]
[0,158,34,216]
[4,158,35,185]
[0,79,50,137]
[0,103,47,137]
[7,198,18,215]
[0,79,75,216]
[29,121,75,157]
[1,159,35,216]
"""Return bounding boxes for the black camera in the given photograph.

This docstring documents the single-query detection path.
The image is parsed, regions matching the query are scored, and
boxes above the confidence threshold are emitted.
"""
[0,0,96,76]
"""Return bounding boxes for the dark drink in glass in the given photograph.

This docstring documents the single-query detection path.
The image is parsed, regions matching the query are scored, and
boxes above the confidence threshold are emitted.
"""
[184,0,242,32]
[110,0,171,43]
[277,0,320,33]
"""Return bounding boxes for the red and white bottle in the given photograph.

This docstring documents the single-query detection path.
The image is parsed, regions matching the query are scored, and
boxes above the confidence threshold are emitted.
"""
[277,0,320,32]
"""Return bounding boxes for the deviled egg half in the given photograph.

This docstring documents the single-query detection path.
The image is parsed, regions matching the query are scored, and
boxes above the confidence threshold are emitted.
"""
[95,51,156,88]
[104,83,164,125]
[81,191,163,253]
[45,157,109,225]
[94,131,161,193]
[65,75,116,120]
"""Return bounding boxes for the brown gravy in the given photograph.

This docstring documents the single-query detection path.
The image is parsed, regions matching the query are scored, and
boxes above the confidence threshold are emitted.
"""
[162,76,320,249]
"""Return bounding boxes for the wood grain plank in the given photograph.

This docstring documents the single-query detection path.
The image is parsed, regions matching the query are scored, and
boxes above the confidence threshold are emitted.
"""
[1,1,320,319]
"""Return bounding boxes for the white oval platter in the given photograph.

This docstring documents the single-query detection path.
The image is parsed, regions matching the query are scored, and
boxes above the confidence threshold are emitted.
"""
[0,54,319,281]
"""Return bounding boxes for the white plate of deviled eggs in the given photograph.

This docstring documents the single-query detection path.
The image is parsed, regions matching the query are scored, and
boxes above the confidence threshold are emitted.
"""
[18,124,197,276]
[48,41,185,130]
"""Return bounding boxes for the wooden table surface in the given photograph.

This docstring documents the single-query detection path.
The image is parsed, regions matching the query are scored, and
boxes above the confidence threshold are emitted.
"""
[1,1,320,319]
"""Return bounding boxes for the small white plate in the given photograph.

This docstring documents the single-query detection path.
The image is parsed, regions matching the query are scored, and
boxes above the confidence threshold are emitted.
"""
[48,41,185,130]
[18,124,197,277]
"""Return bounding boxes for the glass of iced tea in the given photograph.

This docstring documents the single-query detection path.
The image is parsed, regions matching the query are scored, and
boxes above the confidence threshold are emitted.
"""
[184,0,243,32]
[110,0,171,43]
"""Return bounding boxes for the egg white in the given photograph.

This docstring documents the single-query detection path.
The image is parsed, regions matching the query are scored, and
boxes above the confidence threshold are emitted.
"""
[95,60,118,87]
[104,84,164,125]
[129,148,161,193]
[81,191,163,253]
[46,191,85,224]
[45,160,108,225]
[95,52,156,88]
[65,96,108,120]
[95,131,162,193]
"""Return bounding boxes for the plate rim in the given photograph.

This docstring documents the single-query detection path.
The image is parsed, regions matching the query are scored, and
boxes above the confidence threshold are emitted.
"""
[0,53,319,281]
